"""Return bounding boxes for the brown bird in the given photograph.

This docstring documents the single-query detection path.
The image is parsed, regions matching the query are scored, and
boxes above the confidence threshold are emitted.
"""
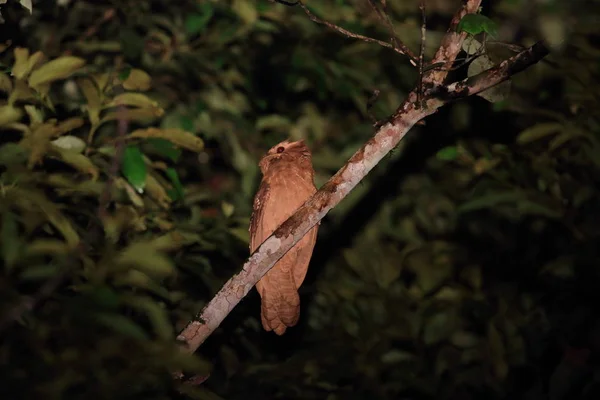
[249,139,319,335]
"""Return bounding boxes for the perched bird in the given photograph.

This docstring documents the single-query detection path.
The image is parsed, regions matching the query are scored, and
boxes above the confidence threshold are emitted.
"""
[249,139,319,335]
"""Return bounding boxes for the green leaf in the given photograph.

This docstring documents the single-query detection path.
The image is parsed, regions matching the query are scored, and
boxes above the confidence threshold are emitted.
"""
[93,313,149,340]
[20,264,60,280]
[0,143,28,166]
[148,138,182,162]
[165,167,185,201]
[180,116,195,133]
[85,285,121,310]
[118,66,132,81]
[121,145,147,193]
[185,4,214,35]
[122,295,174,340]
[436,146,459,161]
[457,13,499,37]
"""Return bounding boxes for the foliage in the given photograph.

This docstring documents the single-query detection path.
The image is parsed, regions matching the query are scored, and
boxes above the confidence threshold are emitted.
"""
[1,0,599,400]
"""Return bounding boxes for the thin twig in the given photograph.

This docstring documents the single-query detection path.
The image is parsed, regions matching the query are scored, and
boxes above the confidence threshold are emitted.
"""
[296,1,419,65]
[367,0,417,66]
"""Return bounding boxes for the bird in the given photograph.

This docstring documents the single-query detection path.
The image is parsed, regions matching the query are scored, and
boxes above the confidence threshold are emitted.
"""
[249,139,319,335]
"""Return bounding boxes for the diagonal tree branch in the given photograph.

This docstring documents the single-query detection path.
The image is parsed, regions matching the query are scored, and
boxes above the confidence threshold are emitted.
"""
[175,0,550,360]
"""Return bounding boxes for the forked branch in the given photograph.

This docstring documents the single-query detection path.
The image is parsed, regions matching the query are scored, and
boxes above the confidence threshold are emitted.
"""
[175,0,550,360]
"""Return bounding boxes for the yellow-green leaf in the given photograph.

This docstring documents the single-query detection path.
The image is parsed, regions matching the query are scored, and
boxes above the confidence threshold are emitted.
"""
[114,242,175,279]
[9,188,80,248]
[28,56,86,88]
[516,122,563,144]
[105,92,158,109]
[100,107,164,125]
[232,0,258,25]
[128,127,204,152]
[121,295,173,340]
[50,144,99,180]
[51,135,86,153]
[122,68,151,91]
[145,172,172,209]
[0,105,23,126]
[0,72,13,93]
[77,77,102,126]
[8,79,35,104]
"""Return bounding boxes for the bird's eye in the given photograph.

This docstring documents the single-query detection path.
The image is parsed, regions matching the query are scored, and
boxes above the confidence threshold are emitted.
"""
[276,146,285,153]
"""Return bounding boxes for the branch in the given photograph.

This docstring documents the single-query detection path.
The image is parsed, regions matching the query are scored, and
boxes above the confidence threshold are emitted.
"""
[174,0,551,369]
[430,41,550,102]
[423,0,482,84]
[175,38,550,356]
[366,0,418,65]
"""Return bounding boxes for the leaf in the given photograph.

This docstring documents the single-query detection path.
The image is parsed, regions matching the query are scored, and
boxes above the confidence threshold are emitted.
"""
[458,192,524,213]
[50,144,99,180]
[106,92,158,109]
[121,145,147,193]
[145,173,172,209]
[9,188,80,248]
[28,56,86,88]
[83,285,121,310]
[0,105,23,126]
[185,4,214,35]
[469,55,511,103]
[121,68,151,91]
[516,122,563,144]
[149,231,203,252]
[488,322,508,379]
[93,313,149,340]
[164,167,185,200]
[20,264,60,280]
[462,37,483,55]
[436,146,459,161]
[0,143,28,166]
[122,295,173,340]
[113,269,171,299]
[18,0,32,13]
[118,67,132,81]
[26,239,71,256]
[0,72,12,92]
[128,127,204,152]
[255,114,292,131]
[423,311,457,345]
[77,77,102,126]
[148,138,182,162]
[51,135,87,153]
[115,242,175,279]
[457,13,499,37]
[232,0,257,25]
[11,48,44,80]
[99,107,164,126]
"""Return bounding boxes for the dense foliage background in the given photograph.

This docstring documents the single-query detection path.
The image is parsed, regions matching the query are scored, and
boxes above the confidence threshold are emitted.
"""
[1,0,599,399]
